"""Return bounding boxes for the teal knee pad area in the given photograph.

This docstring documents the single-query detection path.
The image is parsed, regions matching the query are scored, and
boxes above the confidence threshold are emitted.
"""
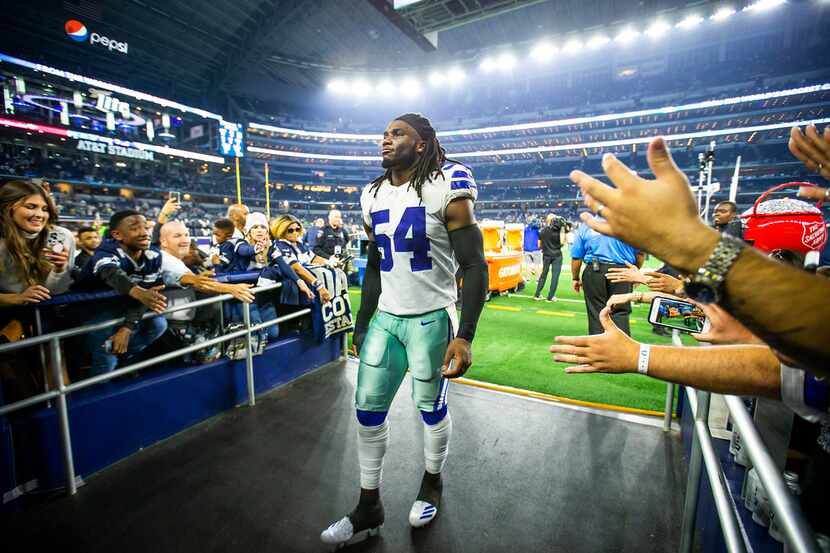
[355,309,451,413]
[355,315,407,412]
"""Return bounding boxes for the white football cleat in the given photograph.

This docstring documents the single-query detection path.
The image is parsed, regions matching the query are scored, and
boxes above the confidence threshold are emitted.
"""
[320,516,382,550]
[409,500,438,528]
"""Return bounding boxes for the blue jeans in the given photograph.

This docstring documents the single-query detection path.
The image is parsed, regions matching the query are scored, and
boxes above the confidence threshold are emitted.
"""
[257,302,279,341]
[224,300,244,325]
[85,307,168,376]
[225,301,279,341]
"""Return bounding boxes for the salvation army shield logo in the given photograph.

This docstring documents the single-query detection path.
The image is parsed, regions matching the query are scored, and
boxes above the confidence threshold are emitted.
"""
[801,221,827,251]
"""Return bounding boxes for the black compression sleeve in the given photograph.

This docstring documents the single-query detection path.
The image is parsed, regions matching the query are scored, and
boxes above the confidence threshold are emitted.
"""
[355,241,381,332]
[98,265,137,296]
[449,224,488,342]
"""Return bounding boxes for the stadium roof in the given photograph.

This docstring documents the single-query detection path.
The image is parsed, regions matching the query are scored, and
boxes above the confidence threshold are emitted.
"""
[0,0,816,111]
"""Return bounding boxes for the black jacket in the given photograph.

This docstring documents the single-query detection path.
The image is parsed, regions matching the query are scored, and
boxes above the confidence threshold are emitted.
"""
[539,217,571,257]
[312,224,350,259]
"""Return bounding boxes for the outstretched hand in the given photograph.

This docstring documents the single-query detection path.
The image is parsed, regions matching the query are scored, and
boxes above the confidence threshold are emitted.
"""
[569,137,718,273]
[607,293,636,311]
[129,285,167,313]
[549,307,639,374]
[605,262,646,284]
[642,271,684,295]
[789,125,830,181]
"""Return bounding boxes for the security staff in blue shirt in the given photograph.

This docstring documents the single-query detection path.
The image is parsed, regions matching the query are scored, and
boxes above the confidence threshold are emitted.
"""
[571,214,644,335]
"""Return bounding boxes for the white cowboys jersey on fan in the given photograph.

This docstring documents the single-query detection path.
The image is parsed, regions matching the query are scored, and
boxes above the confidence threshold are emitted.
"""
[360,162,478,316]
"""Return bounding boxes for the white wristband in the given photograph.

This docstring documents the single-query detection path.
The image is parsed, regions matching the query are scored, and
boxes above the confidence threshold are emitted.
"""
[637,344,651,375]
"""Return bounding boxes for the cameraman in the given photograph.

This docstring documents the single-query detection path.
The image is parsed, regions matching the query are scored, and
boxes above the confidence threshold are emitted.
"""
[533,213,571,302]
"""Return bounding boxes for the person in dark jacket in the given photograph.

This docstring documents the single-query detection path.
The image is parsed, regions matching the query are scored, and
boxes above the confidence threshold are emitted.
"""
[713,201,743,239]
[305,218,325,250]
[73,225,101,273]
[534,213,571,302]
[313,209,350,264]
[79,211,169,375]
[210,218,255,273]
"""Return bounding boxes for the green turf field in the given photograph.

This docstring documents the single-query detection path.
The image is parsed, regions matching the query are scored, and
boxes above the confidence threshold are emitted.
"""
[349,248,693,413]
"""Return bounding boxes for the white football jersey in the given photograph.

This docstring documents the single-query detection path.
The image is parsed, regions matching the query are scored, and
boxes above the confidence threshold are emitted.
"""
[361,162,477,316]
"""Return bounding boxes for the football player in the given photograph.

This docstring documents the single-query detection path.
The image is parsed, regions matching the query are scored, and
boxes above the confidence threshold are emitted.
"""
[321,113,488,548]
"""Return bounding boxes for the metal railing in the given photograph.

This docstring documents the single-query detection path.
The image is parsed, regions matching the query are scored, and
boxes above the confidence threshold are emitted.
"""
[673,333,821,553]
[0,282,326,496]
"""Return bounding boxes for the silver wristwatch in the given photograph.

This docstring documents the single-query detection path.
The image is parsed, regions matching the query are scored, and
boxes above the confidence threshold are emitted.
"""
[683,234,745,304]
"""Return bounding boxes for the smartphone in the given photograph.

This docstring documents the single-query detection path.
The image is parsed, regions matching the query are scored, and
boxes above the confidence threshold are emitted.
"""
[168,190,181,203]
[648,296,710,334]
[46,230,65,253]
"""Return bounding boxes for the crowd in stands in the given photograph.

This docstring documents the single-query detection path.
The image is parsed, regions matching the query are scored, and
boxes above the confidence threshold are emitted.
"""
[0,176,356,402]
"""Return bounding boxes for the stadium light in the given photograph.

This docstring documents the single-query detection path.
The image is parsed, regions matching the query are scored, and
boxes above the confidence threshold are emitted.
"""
[400,78,420,97]
[530,41,557,62]
[327,79,348,94]
[479,56,496,72]
[711,7,736,21]
[744,0,786,12]
[645,20,671,39]
[614,28,640,44]
[496,52,516,70]
[676,14,704,29]
[376,80,396,96]
[586,35,611,49]
[352,79,371,97]
[447,66,466,86]
[428,71,444,86]
[562,39,583,54]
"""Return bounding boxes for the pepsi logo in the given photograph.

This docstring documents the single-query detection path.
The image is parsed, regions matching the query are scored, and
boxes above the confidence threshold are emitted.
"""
[65,20,88,42]
[63,20,129,54]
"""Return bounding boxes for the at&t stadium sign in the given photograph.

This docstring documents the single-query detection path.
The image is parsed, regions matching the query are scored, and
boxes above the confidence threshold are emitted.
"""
[76,139,153,161]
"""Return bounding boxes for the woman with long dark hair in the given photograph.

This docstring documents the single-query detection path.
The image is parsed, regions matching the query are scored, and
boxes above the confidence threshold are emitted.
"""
[0,180,74,400]
[0,180,74,305]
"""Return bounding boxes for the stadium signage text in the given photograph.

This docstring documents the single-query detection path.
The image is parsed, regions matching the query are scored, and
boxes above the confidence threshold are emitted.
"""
[76,139,153,161]
[64,20,129,55]
[498,264,522,278]
[322,296,352,337]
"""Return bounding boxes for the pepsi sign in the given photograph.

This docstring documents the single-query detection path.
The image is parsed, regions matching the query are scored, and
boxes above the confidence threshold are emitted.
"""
[64,20,129,55]
[64,20,88,42]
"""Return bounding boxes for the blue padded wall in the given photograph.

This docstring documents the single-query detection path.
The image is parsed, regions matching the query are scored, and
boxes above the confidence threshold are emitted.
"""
[6,332,340,493]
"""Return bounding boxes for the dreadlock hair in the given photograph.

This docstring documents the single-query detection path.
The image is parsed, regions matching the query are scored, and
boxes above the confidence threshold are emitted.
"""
[369,113,462,201]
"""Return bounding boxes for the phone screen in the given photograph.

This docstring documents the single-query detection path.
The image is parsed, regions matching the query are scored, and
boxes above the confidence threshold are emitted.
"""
[649,297,708,333]
[169,191,180,202]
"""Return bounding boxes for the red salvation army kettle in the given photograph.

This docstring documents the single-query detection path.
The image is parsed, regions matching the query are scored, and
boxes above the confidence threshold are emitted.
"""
[740,182,828,256]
